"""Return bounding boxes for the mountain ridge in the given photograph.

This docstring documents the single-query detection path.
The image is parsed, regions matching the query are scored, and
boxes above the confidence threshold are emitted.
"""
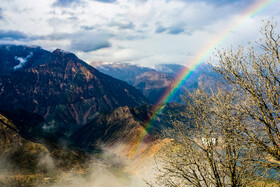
[0,45,149,136]
[93,62,222,103]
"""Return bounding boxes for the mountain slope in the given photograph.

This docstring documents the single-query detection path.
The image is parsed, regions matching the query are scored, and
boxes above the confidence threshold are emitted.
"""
[0,112,91,186]
[92,62,154,85]
[71,103,186,153]
[0,45,149,134]
[93,62,222,103]
[155,64,188,77]
[0,45,51,75]
[92,62,175,103]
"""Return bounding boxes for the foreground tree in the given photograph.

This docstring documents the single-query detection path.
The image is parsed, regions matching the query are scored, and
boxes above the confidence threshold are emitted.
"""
[213,19,280,171]
[154,20,280,187]
[154,88,257,187]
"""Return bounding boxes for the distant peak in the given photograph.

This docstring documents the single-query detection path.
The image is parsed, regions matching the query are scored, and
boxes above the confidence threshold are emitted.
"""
[51,48,86,67]
[53,49,71,54]
[26,45,41,49]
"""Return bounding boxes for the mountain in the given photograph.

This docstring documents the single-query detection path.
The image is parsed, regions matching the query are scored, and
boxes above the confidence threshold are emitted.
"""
[71,103,186,155]
[92,62,175,103]
[0,45,149,135]
[93,62,222,103]
[0,45,51,75]
[155,64,188,77]
[0,111,90,186]
[92,62,154,85]
[0,45,190,186]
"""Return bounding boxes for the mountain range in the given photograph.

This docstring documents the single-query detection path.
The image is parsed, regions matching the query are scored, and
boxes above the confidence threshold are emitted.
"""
[0,45,149,136]
[0,44,216,186]
[0,45,189,154]
[92,62,221,103]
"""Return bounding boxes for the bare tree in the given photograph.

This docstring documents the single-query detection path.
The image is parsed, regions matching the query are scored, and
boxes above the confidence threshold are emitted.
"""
[153,20,280,187]
[213,19,280,172]
[154,88,257,187]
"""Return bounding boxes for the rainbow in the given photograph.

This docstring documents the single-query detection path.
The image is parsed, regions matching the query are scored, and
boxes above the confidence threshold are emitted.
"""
[128,0,277,158]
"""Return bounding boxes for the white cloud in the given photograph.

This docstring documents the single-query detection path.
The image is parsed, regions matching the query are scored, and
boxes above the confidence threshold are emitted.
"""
[14,52,33,70]
[0,0,279,67]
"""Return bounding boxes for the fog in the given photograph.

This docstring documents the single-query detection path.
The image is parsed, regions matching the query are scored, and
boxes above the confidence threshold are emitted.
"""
[0,141,161,187]
[49,144,158,187]
[50,164,148,187]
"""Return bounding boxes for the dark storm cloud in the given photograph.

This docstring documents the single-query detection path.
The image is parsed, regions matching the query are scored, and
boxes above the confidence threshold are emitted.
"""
[0,30,29,40]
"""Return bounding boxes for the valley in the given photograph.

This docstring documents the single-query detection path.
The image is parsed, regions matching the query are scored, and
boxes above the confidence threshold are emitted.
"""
[1,1,280,186]
[0,45,188,186]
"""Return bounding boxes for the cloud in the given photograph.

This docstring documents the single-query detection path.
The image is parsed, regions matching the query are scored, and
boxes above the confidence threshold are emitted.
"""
[0,30,29,41]
[71,38,111,52]
[177,0,254,6]
[0,29,111,53]
[1,0,280,66]
[167,25,185,35]
[67,16,79,21]
[52,0,82,7]
[118,22,135,30]
[156,24,186,35]
[70,31,112,52]
[155,26,167,33]
[109,21,135,30]
[52,0,116,7]
[32,30,112,52]
[81,25,95,30]
[94,0,116,3]
[0,8,3,20]
[47,144,156,187]
[14,52,33,70]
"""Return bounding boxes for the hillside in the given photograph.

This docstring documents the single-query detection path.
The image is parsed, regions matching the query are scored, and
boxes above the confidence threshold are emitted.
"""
[0,112,90,186]
[71,103,185,153]
[93,62,222,103]
[0,45,149,135]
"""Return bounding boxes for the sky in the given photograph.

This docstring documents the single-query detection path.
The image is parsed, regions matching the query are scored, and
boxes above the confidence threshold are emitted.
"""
[0,0,280,67]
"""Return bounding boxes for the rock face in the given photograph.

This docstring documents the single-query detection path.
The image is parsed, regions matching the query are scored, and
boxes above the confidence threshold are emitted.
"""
[0,45,149,133]
[71,103,186,151]
[72,106,154,150]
